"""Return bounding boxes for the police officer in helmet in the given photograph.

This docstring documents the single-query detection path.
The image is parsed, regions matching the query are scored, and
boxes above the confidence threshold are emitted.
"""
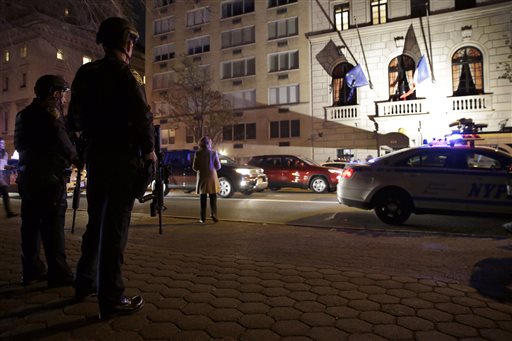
[68,17,156,320]
[14,74,77,287]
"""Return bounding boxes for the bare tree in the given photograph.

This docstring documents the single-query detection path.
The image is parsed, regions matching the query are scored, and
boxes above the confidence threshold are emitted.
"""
[160,58,236,146]
[497,38,512,83]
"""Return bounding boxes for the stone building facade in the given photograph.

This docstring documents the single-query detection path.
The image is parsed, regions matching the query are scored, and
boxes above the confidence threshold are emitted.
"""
[146,0,314,164]
[0,11,146,157]
[308,0,511,161]
[0,12,102,155]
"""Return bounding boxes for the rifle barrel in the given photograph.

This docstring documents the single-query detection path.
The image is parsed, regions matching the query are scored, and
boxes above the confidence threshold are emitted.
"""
[71,169,82,234]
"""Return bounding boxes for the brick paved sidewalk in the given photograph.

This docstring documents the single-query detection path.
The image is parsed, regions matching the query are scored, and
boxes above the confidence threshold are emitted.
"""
[1,210,512,340]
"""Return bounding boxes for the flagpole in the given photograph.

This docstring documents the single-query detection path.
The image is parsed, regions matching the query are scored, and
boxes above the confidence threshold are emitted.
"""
[353,16,373,89]
[314,0,357,63]
[426,1,435,81]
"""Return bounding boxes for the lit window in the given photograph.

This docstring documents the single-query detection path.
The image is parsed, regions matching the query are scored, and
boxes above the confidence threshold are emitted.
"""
[20,46,27,58]
[57,49,64,60]
[371,0,387,25]
[452,46,483,96]
[83,56,92,64]
[3,50,9,62]
[334,3,350,31]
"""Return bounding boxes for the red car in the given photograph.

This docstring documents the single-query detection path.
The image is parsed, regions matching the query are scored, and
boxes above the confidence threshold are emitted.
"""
[247,154,341,193]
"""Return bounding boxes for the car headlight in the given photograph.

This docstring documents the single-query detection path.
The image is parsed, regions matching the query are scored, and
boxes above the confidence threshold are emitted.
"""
[235,168,252,175]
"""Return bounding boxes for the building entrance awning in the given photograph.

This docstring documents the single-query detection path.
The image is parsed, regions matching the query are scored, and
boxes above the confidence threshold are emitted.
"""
[378,132,409,149]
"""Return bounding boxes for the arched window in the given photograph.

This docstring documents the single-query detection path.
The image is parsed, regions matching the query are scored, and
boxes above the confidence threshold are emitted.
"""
[452,46,483,96]
[332,62,356,106]
[388,55,415,101]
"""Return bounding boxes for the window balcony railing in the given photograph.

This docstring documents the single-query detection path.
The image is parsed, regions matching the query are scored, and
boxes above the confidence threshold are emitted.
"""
[326,105,359,121]
[450,94,492,112]
[376,98,427,117]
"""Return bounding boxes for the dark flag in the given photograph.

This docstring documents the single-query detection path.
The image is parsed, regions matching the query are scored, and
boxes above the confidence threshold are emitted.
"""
[398,24,423,100]
[316,40,347,76]
[345,64,369,101]
[403,24,421,62]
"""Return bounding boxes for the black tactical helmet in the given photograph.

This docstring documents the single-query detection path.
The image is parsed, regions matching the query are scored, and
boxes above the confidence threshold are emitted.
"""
[96,17,139,48]
[34,74,69,98]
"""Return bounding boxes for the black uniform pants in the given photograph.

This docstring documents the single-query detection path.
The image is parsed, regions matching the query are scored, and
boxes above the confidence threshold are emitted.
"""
[75,161,136,308]
[18,176,71,281]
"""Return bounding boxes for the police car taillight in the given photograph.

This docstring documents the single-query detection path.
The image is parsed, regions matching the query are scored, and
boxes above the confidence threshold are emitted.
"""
[341,168,355,179]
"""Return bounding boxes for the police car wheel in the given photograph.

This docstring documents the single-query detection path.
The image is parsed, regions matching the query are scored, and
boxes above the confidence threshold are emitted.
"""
[219,177,233,198]
[373,189,412,225]
[310,176,328,193]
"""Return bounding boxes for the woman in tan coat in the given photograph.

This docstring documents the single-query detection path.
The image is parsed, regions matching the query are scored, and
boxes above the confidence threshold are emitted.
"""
[192,136,221,223]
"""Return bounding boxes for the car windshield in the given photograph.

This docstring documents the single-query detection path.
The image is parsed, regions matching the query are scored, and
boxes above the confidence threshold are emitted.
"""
[369,148,414,164]
[300,157,319,166]
[219,155,237,165]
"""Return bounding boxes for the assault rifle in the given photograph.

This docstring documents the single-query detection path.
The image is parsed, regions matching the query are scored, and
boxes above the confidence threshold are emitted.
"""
[71,134,85,234]
[139,125,167,234]
[71,166,83,234]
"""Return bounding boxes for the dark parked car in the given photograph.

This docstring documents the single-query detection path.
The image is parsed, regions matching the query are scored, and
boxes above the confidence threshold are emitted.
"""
[163,149,268,198]
[247,154,342,193]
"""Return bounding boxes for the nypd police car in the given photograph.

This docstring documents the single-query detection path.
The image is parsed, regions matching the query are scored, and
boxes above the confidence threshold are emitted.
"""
[337,145,512,225]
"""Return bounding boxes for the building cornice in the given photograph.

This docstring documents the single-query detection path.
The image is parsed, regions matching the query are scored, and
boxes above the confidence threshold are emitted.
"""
[306,2,511,43]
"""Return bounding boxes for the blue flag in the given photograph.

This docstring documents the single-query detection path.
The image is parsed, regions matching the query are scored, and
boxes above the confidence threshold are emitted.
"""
[414,55,430,84]
[345,64,368,88]
[345,64,368,101]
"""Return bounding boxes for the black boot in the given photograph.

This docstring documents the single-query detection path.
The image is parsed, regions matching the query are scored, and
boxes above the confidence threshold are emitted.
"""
[210,194,218,222]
